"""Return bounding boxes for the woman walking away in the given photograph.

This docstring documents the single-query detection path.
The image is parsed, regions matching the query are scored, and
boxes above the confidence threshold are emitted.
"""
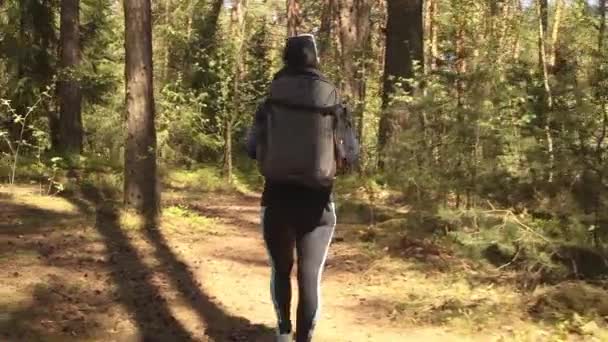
[246,34,359,342]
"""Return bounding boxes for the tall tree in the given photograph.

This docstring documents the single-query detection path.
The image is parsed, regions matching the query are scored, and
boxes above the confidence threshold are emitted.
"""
[335,0,372,137]
[287,0,301,36]
[549,0,564,69]
[58,0,83,154]
[124,0,159,217]
[594,0,607,245]
[318,0,334,57]
[224,0,247,182]
[538,0,549,67]
[424,0,438,72]
[537,0,554,183]
[600,0,606,51]
[377,0,423,156]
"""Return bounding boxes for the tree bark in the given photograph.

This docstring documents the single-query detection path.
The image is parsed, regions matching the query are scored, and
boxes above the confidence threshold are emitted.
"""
[549,0,564,69]
[318,0,334,58]
[537,0,554,183]
[595,0,607,246]
[58,0,83,154]
[287,0,301,36]
[511,0,523,61]
[424,0,438,71]
[335,0,371,99]
[335,0,371,142]
[162,0,171,84]
[455,24,466,107]
[538,0,549,67]
[600,0,606,51]
[224,0,247,182]
[377,0,423,155]
[124,0,159,217]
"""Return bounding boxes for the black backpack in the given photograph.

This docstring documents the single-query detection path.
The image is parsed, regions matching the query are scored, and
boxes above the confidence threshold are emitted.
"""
[256,72,342,189]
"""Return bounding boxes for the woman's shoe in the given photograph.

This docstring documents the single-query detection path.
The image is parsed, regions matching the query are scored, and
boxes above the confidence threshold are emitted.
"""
[276,333,293,342]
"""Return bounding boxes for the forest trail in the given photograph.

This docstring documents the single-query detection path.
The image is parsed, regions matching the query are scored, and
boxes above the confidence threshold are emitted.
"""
[0,185,569,341]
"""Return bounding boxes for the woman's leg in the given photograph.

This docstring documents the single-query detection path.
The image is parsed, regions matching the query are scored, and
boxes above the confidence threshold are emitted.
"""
[294,203,336,342]
[262,206,296,335]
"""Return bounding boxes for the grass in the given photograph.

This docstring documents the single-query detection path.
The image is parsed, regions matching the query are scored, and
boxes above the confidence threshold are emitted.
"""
[333,184,608,339]
[163,205,220,234]
[164,167,227,192]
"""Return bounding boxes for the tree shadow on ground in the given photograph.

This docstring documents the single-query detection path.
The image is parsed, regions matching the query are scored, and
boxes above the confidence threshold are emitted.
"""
[0,199,80,234]
[67,189,196,341]
[142,219,273,341]
[70,184,274,342]
[1,276,124,342]
[189,203,261,231]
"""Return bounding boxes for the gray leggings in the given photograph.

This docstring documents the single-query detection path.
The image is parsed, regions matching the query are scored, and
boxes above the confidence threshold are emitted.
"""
[261,203,336,342]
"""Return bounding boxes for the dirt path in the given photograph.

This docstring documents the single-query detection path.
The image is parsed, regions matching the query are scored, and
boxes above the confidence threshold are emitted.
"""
[183,195,478,342]
[0,186,572,341]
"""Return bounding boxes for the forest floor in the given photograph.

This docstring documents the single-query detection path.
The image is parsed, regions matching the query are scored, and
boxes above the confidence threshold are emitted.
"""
[1,179,607,341]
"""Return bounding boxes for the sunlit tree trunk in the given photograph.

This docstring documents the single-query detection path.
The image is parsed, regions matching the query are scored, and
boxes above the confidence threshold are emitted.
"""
[287,0,301,36]
[600,0,606,51]
[162,0,171,83]
[511,0,523,61]
[224,0,247,182]
[549,0,564,69]
[58,0,83,154]
[424,0,438,71]
[124,0,159,218]
[537,0,554,183]
[538,0,548,67]
[454,5,467,208]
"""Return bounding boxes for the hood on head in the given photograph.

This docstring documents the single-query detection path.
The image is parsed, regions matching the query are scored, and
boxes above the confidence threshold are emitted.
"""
[283,34,319,69]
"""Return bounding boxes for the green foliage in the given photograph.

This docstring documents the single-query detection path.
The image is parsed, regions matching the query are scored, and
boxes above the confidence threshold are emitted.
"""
[377,1,608,266]
[165,166,229,192]
[0,86,60,189]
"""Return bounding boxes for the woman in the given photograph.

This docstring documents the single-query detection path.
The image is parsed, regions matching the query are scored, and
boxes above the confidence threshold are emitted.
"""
[246,34,357,342]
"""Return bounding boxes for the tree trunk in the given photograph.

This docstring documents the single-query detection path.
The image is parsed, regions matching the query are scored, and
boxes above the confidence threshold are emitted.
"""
[600,0,606,51]
[124,0,159,218]
[287,0,301,36]
[186,0,194,42]
[336,0,371,99]
[549,0,564,69]
[511,0,523,61]
[377,0,423,155]
[456,25,467,104]
[58,0,83,154]
[424,0,438,72]
[454,7,467,208]
[225,0,247,182]
[162,0,171,84]
[335,0,371,144]
[537,0,554,183]
[595,0,607,246]
[538,0,549,67]
[318,0,334,58]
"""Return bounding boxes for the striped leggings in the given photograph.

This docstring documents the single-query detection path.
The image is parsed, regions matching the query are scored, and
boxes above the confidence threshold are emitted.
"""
[261,203,336,342]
